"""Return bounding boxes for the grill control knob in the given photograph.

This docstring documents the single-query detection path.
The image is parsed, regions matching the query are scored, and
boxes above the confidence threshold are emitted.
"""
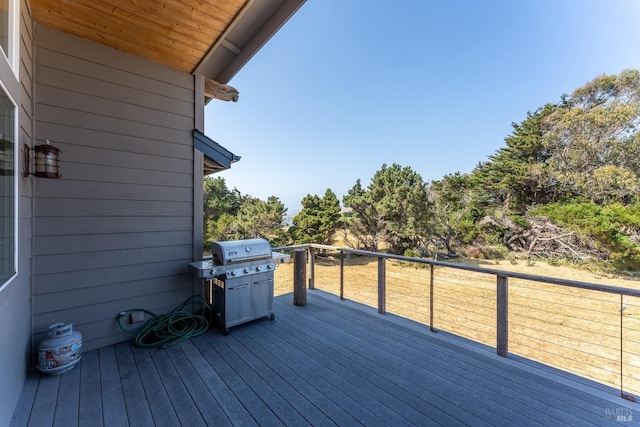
[266,264,272,270]
[256,265,262,272]
[230,270,237,277]
[243,268,249,274]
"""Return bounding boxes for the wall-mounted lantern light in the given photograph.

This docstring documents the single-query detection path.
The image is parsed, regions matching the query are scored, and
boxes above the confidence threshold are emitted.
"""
[23,140,61,178]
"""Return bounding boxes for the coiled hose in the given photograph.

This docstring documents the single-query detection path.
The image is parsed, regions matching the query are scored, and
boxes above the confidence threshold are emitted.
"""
[117,295,211,348]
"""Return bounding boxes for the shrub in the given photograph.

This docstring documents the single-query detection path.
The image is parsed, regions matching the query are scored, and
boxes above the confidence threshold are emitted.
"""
[531,201,640,270]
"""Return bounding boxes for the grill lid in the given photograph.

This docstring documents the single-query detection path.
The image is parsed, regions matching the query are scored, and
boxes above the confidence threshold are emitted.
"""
[212,238,272,265]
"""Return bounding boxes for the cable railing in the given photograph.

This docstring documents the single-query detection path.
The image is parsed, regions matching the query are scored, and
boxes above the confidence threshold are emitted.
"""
[273,243,640,401]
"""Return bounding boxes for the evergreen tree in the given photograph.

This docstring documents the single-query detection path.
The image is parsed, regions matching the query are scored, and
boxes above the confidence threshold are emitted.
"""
[472,104,557,213]
[227,196,288,245]
[342,179,384,251]
[343,164,432,254]
[291,189,342,245]
[428,173,478,255]
[203,177,244,245]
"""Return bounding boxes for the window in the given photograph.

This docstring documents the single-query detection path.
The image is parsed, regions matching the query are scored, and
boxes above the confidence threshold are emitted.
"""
[0,0,18,74]
[0,0,8,57]
[0,0,18,289]
[0,86,15,286]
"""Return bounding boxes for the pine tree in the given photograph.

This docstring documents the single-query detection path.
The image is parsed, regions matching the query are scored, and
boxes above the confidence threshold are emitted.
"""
[343,164,432,254]
[291,189,342,245]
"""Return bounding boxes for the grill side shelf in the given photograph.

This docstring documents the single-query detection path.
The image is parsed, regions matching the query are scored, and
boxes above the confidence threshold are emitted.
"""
[188,261,225,279]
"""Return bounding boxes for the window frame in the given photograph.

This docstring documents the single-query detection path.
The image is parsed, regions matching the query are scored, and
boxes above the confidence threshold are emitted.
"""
[0,2,18,291]
[0,0,19,77]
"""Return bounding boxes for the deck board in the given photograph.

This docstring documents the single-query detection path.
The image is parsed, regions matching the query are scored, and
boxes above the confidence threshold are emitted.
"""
[190,334,283,426]
[206,333,311,426]
[254,327,405,425]
[303,294,601,425]
[284,300,519,426]
[11,290,640,426]
[53,361,81,427]
[232,325,371,426]
[178,340,257,426]
[99,346,129,426]
[164,344,232,426]
[214,333,336,425]
[129,343,181,426]
[9,374,38,426]
[28,375,58,426]
[272,304,464,426]
[113,342,156,426]
[148,348,207,426]
[78,350,103,426]
[312,293,623,426]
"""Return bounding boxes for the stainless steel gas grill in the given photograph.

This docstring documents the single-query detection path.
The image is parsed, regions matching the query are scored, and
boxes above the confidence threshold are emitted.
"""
[189,238,290,333]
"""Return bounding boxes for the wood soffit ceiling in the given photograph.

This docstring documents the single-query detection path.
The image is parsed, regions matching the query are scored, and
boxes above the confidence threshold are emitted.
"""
[30,0,302,81]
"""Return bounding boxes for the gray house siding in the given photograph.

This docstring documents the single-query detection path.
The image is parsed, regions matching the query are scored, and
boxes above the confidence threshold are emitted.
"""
[32,26,198,352]
[0,0,34,424]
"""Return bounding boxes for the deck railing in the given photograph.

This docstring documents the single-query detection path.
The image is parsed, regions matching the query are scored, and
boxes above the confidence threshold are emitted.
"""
[273,243,640,401]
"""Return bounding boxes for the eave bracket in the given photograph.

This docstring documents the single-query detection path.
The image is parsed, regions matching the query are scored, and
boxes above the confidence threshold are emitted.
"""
[205,79,239,102]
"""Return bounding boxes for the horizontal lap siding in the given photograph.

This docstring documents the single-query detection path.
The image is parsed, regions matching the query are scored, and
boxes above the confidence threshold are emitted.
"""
[32,26,196,352]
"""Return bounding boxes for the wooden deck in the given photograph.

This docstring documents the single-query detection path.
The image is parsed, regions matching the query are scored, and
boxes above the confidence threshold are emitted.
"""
[11,290,640,426]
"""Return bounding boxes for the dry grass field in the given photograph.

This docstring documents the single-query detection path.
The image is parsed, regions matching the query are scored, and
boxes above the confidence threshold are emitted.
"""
[273,252,640,397]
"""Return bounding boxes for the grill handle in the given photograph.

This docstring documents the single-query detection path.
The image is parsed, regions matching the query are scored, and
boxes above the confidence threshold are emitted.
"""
[221,254,271,264]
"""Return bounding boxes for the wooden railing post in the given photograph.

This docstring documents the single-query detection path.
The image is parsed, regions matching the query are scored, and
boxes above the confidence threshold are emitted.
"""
[293,249,307,306]
[497,275,508,357]
[308,246,315,290]
[339,251,345,300]
[429,265,436,332]
[378,257,386,314]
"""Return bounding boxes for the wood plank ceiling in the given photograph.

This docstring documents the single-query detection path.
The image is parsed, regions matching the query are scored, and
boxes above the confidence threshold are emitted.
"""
[30,0,250,74]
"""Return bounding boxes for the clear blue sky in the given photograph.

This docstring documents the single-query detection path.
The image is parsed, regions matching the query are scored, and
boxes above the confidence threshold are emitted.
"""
[205,0,640,214]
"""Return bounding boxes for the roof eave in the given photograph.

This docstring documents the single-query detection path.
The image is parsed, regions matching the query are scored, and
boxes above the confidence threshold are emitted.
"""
[194,0,307,83]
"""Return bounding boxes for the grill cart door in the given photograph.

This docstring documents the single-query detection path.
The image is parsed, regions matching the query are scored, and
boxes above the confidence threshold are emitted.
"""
[224,279,252,326]
[251,272,274,317]
[213,272,275,333]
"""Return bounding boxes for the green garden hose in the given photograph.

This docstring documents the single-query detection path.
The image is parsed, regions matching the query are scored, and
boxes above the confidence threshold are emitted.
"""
[117,295,212,348]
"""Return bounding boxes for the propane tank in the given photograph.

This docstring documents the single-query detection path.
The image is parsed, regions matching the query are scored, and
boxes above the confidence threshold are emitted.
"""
[38,323,82,375]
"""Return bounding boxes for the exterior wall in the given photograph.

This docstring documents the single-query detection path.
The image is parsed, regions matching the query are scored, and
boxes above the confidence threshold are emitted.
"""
[0,0,33,423]
[32,26,197,351]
